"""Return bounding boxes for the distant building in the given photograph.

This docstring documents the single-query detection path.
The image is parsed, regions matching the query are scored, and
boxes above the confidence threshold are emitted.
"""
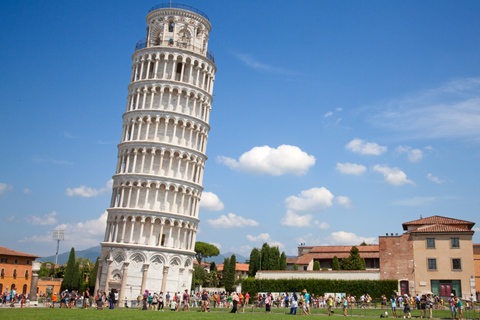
[261,215,477,300]
[193,260,211,273]
[217,263,249,280]
[0,247,40,295]
[287,245,379,271]
[474,244,480,300]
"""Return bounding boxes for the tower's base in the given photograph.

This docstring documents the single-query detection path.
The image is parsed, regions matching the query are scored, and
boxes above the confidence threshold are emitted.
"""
[97,243,194,302]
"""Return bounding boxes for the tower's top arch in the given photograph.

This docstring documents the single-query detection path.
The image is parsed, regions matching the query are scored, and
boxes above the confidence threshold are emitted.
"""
[139,3,214,62]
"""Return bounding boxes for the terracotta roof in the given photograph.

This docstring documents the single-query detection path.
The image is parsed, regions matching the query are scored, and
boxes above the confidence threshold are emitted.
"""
[217,263,249,272]
[403,215,475,230]
[286,257,299,264]
[193,260,210,266]
[410,224,474,234]
[309,245,379,253]
[0,247,40,258]
[292,250,379,265]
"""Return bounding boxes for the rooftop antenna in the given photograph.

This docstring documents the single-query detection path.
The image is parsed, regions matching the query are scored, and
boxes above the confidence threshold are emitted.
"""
[420,214,423,219]
[53,229,64,265]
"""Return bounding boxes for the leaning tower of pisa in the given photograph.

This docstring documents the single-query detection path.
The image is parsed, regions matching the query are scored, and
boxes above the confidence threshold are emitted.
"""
[96,4,216,302]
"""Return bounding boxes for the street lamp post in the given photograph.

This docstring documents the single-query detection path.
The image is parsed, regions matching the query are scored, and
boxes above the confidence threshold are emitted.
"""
[53,229,64,265]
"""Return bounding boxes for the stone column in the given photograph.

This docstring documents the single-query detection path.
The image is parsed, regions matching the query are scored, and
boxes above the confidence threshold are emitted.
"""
[119,262,129,307]
[29,261,41,301]
[161,266,169,293]
[140,264,150,295]
[104,259,113,294]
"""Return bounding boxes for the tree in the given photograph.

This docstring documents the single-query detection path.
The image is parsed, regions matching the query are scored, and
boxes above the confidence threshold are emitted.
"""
[270,246,280,270]
[223,257,233,292]
[194,242,220,265]
[293,263,299,271]
[192,264,206,290]
[210,261,217,272]
[88,257,99,294]
[313,261,320,270]
[360,241,367,246]
[248,248,261,277]
[61,248,76,291]
[332,256,340,270]
[229,254,237,289]
[72,260,81,291]
[341,246,366,270]
[279,252,287,270]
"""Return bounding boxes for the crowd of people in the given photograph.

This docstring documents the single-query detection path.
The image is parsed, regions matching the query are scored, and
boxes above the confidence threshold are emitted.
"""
[0,285,28,308]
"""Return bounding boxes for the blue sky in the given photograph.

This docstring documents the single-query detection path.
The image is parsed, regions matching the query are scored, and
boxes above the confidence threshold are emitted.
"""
[1,0,479,258]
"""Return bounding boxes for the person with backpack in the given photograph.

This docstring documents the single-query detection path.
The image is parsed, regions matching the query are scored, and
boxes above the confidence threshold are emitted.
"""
[152,291,158,310]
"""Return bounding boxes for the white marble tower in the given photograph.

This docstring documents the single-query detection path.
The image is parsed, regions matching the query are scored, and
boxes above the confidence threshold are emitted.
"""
[97,3,216,302]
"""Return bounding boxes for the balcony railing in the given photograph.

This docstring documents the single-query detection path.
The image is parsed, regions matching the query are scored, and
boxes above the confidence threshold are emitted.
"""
[135,38,215,63]
[148,3,210,22]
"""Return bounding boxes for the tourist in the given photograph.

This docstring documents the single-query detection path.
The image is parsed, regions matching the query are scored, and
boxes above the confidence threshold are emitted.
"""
[449,294,458,320]
[83,289,90,309]
[391,294,398,318]
[343,296,348,316]
[157,291,164,311]
[420,294,427,318]
[426,293,433,319]
[304,289,311,315]
[328,295,334,316]
[290,292,298,315]
[170,297,177,311]
[142,290,148,310]
[96,290,104,310]
[201,289,208,312]
[265,292,272,314]
[230,292,238,313]
[151,291,158,310]
[183,289,189,311]
[239,292,245,312]
[403,294,411,319]
[456,297,463,320]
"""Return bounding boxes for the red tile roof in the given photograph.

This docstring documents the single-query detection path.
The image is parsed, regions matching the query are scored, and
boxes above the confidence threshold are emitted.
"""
[309,245,379,253]
[410,224,474,233]
[402,215,475,230]
[0,247,40,258]
[217,263,249,272]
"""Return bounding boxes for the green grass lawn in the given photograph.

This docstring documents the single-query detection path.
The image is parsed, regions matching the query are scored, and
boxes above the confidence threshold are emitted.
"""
[1,306,479,320]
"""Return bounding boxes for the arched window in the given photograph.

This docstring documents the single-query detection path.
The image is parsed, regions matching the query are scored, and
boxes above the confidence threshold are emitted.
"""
[13,269,17,279]
[25,270,29,279]
[1,268,4,278]
[169,22,174,32]
[23,284,27,294]
[0,283,3,293]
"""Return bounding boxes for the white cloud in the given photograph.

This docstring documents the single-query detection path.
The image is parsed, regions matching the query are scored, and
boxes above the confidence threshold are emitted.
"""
[336,196,353,209]
[314,221,330,230]
[336,162,367,175]
[233,53,292,74]
[199,192,224,211]
[392,197,436,206]
[370,77,480,140]
[336,108,343,112]
[66,179,113,198]
[229,245,252,256]
[217,145,316,176]
[19,211,107,250]
[329,231,377,245]
[207,213,259,228]
[345,138,387,155]
[280,211,314,227]
[209,242,222,250]
[473,227,480,232]
[246,233,284,249]
[324,111,333,118]
[246,233,271,242]
[32,155,73,165]
[31,211,58,226]
[373,165,414,186]
[0,183,13,194]
[6,216,15,222]
[285,187,334,212]
[395,146,424,163]
[427,173,444,184]
[23,188,31,194]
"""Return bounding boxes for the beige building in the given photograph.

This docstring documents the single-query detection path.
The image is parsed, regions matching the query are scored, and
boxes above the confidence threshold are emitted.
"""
[381,216,476,299]
[473,244,480,299]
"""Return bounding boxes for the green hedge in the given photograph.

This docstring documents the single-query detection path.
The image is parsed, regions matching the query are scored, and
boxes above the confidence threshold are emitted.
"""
[241,278,398,299]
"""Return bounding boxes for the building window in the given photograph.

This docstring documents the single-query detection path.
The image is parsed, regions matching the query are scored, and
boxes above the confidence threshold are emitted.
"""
[427,258,437,270]
[13,269,17,279]
[14,259,18,264]
[303,266,307,271]
[426,238,435,248]
[450,238,460,248]
[0,258,6,263]
[452,259,461,270]
[1,268,4,278]
[26,259,30,265]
